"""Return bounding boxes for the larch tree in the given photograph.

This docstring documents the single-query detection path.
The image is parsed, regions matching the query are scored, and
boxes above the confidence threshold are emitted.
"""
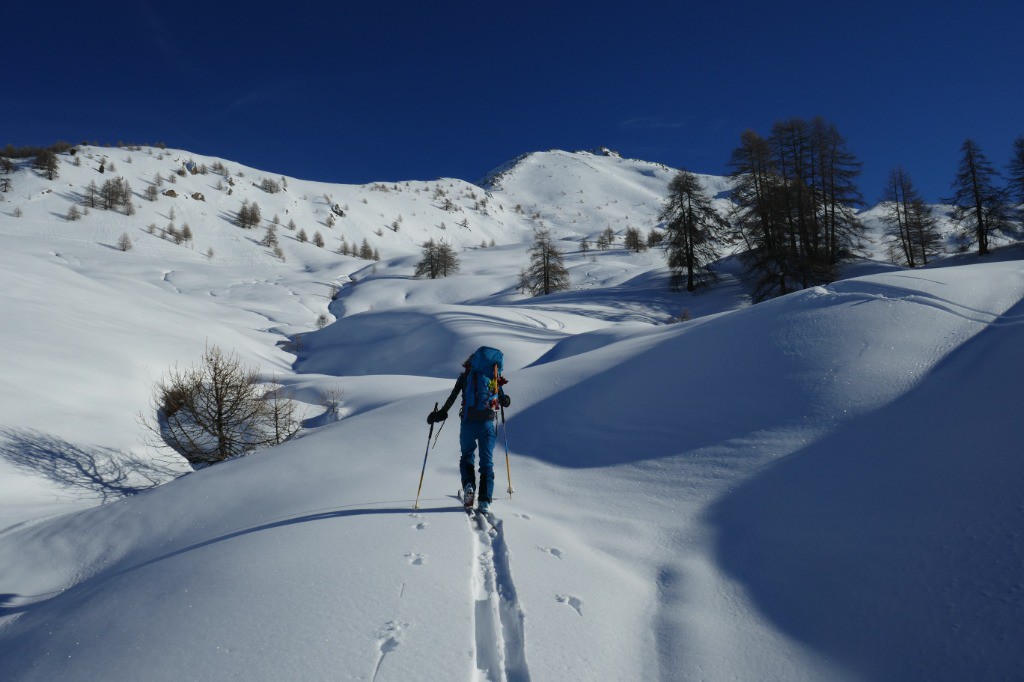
[145,345,298,467]
[33,149,59,180]
[524,229,570,296]
[436,241,460,276]
[729,129,791,299]
[1007,136,1024,218]
[659,169,728,292]
[416,239,459,278]
[729,118,864,300]
[880,166,942,267]
[946,139,1009,256]
[623,227,647,252]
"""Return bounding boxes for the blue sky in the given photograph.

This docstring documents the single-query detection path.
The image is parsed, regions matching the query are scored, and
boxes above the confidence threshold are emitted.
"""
[4,1,1022,202]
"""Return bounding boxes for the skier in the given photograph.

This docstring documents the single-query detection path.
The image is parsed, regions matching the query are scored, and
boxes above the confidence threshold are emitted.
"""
[427,348,510,513]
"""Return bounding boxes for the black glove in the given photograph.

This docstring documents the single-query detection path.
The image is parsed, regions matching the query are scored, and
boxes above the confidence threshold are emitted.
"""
[500,394,511,408]
[427,409,448,424]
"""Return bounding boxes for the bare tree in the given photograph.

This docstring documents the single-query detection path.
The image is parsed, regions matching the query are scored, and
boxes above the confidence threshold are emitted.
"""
[880,166,942,267]
[144,346,298,467]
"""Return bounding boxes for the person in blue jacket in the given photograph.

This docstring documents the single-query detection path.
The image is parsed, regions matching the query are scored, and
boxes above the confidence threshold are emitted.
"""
[427,352,509,512]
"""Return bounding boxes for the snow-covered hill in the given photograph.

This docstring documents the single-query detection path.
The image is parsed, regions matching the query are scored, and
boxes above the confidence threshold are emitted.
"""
[0,145,1022,680]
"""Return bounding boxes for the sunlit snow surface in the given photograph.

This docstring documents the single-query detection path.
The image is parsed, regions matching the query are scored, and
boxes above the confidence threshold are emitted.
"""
[1,147,1022,681]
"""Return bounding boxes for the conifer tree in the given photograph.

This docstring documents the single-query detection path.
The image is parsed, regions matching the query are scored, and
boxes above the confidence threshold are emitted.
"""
[260,224,279,247]
[946,139,1009,256]
[659,169,728,291]
[729,118,864,300]
[359,239,373,259]
[85,180,99,209]
[524,229,570,296]
[880,167,943,267]
[33,149,59,180]
[414,239,458,277]
[623,227,647,252]
[416,239,438,278]
[237,201,262,229]
[1008,136,1024,217]
[436,241,459,276]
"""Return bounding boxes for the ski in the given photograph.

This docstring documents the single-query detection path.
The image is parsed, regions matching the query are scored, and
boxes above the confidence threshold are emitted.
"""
[458,487,475,513]
[475,508,497,532]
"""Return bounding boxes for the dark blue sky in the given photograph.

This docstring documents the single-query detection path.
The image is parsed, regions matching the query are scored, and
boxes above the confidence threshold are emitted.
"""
[4,1,1021,202]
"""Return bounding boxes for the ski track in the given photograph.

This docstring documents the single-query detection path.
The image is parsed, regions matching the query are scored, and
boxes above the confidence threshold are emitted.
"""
[469,512,530,682]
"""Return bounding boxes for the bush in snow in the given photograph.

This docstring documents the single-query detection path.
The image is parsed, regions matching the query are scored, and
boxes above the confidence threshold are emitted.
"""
[144,345,299,467]
[117,233,133,251]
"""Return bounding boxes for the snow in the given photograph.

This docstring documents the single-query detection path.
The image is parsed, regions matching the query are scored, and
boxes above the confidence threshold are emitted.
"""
[1,145,1022,681]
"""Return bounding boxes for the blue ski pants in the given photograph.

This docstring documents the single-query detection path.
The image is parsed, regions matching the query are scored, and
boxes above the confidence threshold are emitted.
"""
[460,418,495,503]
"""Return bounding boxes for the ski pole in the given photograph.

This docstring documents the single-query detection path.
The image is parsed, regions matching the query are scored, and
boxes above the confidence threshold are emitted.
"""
[500,403,514,497]
[414,402,438,510]
[431,413,447,449]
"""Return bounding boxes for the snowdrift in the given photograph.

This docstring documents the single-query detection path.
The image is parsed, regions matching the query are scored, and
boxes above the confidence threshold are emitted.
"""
[1,144,1023,680]
[1,256,1022,680]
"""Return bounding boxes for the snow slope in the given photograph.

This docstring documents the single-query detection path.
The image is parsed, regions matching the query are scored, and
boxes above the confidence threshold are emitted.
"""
[1,146,1022,681]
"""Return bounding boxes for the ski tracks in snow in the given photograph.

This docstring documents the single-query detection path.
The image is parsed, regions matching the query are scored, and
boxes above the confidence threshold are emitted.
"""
[469,512,531,682]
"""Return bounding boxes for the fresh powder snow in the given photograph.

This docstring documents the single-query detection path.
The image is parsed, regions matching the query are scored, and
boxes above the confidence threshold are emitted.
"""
[0,146,1021,681]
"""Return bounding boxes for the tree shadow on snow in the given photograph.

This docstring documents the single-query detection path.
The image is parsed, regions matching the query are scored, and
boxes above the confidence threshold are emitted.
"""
[0,428,176,503]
